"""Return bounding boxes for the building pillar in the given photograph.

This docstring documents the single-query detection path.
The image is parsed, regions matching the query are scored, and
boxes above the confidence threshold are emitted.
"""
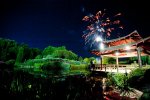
[137,47,142,68]
[101,56,103,70]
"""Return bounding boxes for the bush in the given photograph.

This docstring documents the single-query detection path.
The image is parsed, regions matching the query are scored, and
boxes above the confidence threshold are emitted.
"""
[24,59,34,66]
[69,60,81,65]
[70,64,88,70]
[61,62,70,70]
[45,55,53,59]
[108,73,127,88]
[140,93,150,100]
[6,59,15,66]
[144,69,150,83]
[129,68,145,78]
[41,61,63,71]
[128,67,150,88]
[34,63,43,67]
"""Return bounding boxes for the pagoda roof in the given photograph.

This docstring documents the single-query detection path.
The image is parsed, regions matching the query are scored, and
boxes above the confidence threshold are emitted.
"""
[90,30,150,58]
[103,30,142,46]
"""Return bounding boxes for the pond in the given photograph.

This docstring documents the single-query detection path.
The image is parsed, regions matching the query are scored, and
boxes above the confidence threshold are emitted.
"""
[0,68,106,100]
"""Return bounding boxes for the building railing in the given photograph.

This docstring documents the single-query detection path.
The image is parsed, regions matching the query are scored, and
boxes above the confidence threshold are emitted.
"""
[92,64,137,73]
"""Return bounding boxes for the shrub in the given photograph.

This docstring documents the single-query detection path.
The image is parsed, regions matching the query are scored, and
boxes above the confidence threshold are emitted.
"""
[61,62,70,70]
[140,93,150,100]
[70,64,88,70]
[69,60,81,65]
[6,59,15,66]
[144,69,150,83]
[45,55,53,59]
[108,73,128,88]
[128,67,150,88]
[35,55,43,59]
[129,68,145,78]
[41,61,63,71]
[25,59,34,66]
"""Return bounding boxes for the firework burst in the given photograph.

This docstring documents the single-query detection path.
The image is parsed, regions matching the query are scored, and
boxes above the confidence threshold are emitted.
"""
[82,9,124,47]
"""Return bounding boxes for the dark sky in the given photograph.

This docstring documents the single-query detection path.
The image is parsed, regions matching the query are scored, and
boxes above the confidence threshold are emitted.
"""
[0,0,149,57]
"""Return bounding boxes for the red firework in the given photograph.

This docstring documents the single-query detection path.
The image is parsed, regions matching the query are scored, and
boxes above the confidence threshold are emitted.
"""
[82,9,124,41]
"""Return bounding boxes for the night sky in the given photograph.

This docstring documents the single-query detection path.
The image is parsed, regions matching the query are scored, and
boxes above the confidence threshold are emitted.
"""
[0,0,149,57]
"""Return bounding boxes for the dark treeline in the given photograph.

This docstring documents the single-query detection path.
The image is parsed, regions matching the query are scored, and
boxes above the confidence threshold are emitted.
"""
[0,38,41,64]
[0,38,80,65]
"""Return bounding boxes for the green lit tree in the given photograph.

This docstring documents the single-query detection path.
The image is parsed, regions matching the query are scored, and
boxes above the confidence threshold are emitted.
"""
[78,56,83,61]
[15,47,24,64]
[52,50,78,60]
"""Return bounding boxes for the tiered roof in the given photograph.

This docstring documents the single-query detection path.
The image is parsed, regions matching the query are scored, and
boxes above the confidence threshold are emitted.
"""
[90,30,150,57]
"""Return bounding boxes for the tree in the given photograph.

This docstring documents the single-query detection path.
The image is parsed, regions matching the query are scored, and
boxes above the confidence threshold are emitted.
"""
[35,55,43,59]
[108,57,116,64]
[15,47,24,64]
[42,46,56,56]
[0,38,18,61]
[78,56,83,61]
[52,50,66,58]
[29,48,41,59]
[65,50,78,60]
[83,58,90,64]
[102,57,115,64]
[52,50,78,60]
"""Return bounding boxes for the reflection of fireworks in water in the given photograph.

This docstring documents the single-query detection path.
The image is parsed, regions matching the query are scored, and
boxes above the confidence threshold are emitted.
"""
[82,9,124,47]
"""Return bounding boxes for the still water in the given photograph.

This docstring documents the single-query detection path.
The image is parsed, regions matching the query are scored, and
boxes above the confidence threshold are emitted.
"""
[0,69,105,100]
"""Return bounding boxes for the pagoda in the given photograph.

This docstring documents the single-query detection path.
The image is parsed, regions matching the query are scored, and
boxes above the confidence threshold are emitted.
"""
[90,30,150,68]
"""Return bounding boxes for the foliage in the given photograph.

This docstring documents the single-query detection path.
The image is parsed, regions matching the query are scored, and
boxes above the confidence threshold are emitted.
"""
[0,38,42,62]
[35,55,43,59]
[108,57,116,64]
[144,68,150,83]
[128,68,146,78]
[89,57,95,61]
[34,63,43,67]
[69,60,81,65]
[70,64,88,70]
[25,59,35,66]
[42,46,57,56]
[83,58,90,64]
[128,68,145,87]
[52,50,78,60]
[106,72,136,98]
[128,56,150,65]
[52,50,65,58]
[6,59,15,66]
[42,46,66,56]
[102,57,116,64]
[41,61,64,71]
[128,67,150,87]
[0,38,82,66]
[78,56,83,61]
[29,48,41,59]
[0,38,18,61]
[61,62,70,70]
[102,57,108,64]
[140,93,150,100]
[15,47,24,64]
[45,55,53,59]
[107,73,128,88]
[83,57,96,64]
[148,56,150,64]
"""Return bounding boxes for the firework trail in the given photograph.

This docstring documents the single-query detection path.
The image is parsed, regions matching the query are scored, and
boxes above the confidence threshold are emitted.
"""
[82,9,123,47]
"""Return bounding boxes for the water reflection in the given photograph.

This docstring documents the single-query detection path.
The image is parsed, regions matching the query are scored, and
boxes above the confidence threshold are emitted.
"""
[0,69,104,100]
